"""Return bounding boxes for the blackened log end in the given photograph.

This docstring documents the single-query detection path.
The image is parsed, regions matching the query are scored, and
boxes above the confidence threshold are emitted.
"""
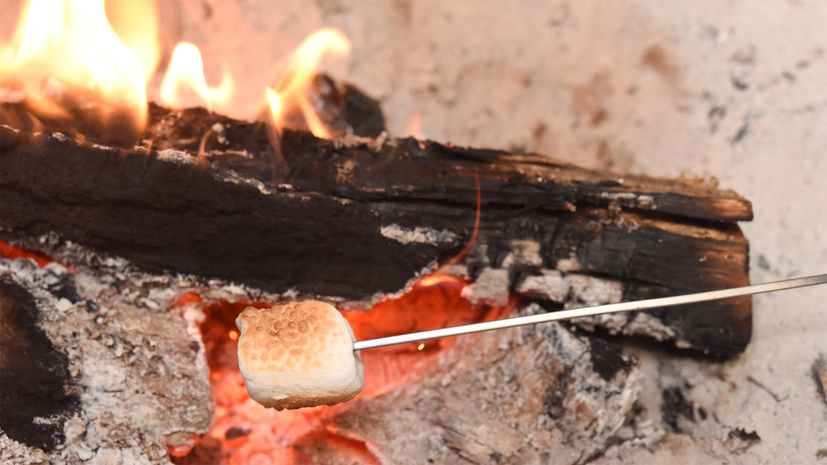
[0,280,78,451]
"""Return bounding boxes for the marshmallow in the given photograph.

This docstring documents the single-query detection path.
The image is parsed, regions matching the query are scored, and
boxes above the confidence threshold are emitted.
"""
[235,301,364,410]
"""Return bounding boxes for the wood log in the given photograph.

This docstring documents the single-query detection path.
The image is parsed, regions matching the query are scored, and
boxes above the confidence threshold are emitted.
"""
[0,101,752,355]
[0,278,78,452]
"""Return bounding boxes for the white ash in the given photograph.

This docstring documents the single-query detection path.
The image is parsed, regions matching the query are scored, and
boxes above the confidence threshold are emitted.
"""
[636,195,655,209]
[209,162,273,195]
[438,263,470,279]
[0,257,249,463]
[517,270,680,341]
[0,434,49,465]
[155,148,194,165]
[556,257,584,272]
[0,235,680,463]
[599,192,638,200]
[500,239,544,268]
[379,224,459,246]
[620,312,676,341]
[517,269,623,306]
[461,267,510,306]
[1,258,214,464]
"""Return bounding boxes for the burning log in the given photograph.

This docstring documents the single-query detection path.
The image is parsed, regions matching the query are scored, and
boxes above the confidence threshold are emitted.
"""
[1,72,752,464]
[1,99,751,355]
[0,0,773,461]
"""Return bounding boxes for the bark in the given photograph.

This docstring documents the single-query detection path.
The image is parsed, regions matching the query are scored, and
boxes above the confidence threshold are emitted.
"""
[1,102,752,355]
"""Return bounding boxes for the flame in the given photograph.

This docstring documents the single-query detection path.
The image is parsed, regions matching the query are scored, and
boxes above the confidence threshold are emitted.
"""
[3,2,353,143]
[266,28,351,138]
[406,111,424,139]
[0,0,157,130]
[160,42,233,112]
[104,0,160,82]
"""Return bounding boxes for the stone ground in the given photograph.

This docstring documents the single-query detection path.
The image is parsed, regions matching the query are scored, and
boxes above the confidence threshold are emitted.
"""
[3,0,826,463]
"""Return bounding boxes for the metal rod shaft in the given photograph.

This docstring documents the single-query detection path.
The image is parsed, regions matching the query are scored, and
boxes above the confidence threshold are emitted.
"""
[353,273,827,351]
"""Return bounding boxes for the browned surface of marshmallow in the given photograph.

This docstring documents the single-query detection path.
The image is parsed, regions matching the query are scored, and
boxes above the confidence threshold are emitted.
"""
[236,301,363,410]
[238,302,342,372]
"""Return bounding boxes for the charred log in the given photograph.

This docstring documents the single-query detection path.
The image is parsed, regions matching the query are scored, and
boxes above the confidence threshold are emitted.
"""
[0,101,752,355]
[0,279,79,452]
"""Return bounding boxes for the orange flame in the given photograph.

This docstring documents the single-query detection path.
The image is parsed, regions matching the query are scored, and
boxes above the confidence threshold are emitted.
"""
[0,0,158,130]
[266,28,351,138]
[104,0,160,82]
[160,42,233,112]
[3,2,353,142]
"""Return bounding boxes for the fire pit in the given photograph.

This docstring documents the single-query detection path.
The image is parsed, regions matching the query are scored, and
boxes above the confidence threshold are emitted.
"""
[2,1,826,464]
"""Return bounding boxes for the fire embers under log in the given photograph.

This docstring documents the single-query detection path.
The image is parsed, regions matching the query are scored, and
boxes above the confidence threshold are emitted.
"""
[0,246,639,465]
[171,276,514,464]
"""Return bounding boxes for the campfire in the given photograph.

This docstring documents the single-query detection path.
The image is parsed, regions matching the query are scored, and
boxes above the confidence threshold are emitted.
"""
[1,2,758,464]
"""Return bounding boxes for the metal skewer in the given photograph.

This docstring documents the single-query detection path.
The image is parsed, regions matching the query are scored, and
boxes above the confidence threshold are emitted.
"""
[353,273,827,351]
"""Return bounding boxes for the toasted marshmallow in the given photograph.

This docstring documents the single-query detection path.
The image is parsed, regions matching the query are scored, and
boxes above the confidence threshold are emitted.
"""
[235,301,364,410]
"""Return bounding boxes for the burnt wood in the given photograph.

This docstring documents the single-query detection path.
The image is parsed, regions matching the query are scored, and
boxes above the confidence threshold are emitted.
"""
[0,279,79,451]
[0,103,752,355]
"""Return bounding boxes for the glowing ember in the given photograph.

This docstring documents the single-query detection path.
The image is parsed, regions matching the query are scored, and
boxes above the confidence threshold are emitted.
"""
[266,28,351,138]
[0,240,75,272]
[160,42,233,112]
[0,0,156,131]
[171,277,513,464]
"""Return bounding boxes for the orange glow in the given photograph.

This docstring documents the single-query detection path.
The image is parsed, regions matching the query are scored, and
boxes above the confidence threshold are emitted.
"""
[175,275,513,464]
[171,292,203,308]
[266,28,351,138]
[345,277,510,397]
[160,42,233,112]
[228,330,238,340]
[406,111,424,139]
[0,240,77,272]
[0,0,157,130]
[104,0,160,82]
[419,273,465,288]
